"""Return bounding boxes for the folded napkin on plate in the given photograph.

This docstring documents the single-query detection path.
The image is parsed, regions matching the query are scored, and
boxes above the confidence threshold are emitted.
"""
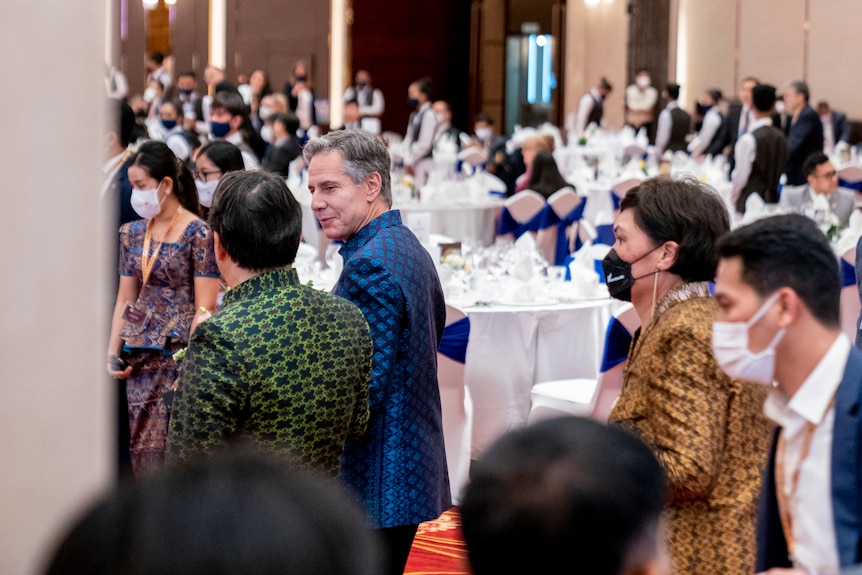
[833,210,862,255]
[514,232,537,255]
[739,193,766,225]
[510,253,534,282]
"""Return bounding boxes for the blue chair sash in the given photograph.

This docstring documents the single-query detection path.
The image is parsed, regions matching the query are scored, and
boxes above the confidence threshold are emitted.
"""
[600,315,633,373]
[611,191,621,211]
[438,317,470,364]
[497,206,545,239]
[839,179,862,193]
[842,258,856,287]
[595,224,615,246]
[538,198,588,265]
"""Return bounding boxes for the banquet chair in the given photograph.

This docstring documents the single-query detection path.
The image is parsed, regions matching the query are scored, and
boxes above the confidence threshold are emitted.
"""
[838,164,862,196]
[536,186,582,264]
[496,189,547,242]
[437,304,473,505]
[527,303,640,423]
[457,146,489,172]
[611,177,643,199]
[840,248,860,342]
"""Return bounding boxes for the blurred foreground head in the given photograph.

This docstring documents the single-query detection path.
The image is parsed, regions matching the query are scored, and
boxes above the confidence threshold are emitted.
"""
[461,416,668,575]
[44,446,381,575]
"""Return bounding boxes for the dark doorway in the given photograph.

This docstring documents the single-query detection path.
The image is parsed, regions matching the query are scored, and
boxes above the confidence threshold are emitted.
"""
[351,0,473,135]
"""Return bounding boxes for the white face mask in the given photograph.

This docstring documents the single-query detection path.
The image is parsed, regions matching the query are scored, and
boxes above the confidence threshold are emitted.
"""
[259,105,273,121]
[196,179,219,208]
[712,293,785,385]
[143,87,157,104]
[636,76,651,89]
[130,185,165,219]
[260,124,273,144]
[475,127,492,141]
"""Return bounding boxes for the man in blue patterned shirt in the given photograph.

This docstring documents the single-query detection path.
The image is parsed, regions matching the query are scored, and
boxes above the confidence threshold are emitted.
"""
[168,170,373,479]
[305,129,450,575]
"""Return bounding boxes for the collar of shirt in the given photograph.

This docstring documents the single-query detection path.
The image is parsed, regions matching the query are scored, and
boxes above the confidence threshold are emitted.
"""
[665,101,679,111]
[590,87,602,101]
[748,116,774,133]
[274,136,289,147]
[764,333,850,434]
[223,267,300,308]
[225,131,243,145]
[340,210,402,261]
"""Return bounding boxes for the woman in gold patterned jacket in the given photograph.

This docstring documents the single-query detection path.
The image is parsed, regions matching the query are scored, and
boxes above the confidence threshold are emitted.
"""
[601,177,774,575]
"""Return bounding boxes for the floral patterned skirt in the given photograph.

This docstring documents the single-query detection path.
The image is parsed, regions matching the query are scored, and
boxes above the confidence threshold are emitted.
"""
[124,344,180,477]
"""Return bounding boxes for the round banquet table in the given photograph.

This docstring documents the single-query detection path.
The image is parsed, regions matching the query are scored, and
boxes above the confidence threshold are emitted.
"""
[457,297,626,458]
[396,198,502,245]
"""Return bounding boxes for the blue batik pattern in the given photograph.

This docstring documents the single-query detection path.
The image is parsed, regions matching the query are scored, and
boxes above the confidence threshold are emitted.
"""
[335,210,451,528]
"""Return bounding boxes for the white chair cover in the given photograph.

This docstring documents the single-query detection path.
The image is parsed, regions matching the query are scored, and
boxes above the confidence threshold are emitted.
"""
[841,247,861,342]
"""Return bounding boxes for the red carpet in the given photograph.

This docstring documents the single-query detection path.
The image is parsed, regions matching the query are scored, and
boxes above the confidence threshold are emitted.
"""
[404,507,470,574]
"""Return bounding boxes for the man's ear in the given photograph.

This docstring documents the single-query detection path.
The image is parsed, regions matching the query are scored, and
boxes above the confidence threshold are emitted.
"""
[213,232,228,261]
[364,172,383,204]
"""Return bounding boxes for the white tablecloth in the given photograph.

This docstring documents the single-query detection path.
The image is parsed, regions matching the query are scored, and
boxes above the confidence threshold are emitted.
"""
[460,297,624,457]
[397,199,501,245]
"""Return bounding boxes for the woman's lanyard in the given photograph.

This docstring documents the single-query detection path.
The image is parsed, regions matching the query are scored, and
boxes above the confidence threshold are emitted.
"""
[141,208,181,287]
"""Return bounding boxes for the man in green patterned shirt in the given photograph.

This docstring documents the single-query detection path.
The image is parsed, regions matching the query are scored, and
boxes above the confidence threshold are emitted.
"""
[168,170,372,478]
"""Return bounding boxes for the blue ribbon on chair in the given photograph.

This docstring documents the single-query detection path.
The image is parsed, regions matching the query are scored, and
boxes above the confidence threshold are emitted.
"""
[497,206,545,239]
[839,179,862,193]
[438,317,471,364]
[538,198,588,265]
[842,258,856,287]
[595,224,615,246]
[611,191,621,211]
[600,315,633,373]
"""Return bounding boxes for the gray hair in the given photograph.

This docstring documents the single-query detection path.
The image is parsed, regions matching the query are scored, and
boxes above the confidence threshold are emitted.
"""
[303,129,392,207]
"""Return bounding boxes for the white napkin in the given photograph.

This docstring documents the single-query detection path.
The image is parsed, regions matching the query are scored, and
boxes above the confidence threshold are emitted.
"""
[510,254,534,282]
[514,232,537,255]
[834,210,862,255]
[740,193,766,225]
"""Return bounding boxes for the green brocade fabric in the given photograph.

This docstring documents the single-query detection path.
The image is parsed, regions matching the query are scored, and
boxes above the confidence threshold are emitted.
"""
[168,268,373,478]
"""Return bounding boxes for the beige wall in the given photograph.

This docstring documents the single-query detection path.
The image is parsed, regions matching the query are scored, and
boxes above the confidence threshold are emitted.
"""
[564,0,629,130]
[568,0,862,120]
[676,0,861,118]
[809,0,862,115]
[1,2,112,574]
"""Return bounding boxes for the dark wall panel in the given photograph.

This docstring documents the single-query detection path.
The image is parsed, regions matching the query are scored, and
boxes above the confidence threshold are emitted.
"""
[351,0,473,134]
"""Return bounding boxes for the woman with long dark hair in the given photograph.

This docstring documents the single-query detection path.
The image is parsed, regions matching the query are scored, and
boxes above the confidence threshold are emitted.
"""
[526,151,573,199]
[106,140,220,476]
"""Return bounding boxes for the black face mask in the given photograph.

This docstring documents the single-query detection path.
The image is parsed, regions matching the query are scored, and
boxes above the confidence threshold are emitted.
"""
[601,247,661,302]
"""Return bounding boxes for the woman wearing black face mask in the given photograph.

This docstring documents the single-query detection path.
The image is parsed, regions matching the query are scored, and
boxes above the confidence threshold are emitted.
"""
[601,177,773,575]
[283,61,316,133]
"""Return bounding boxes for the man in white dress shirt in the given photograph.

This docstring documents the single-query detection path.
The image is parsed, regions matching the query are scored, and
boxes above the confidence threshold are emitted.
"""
[403,77,437,182]
[343,70,385,135]
[687,89,723,159]
[575,77,613,136]
[625,69,658,139]
[714,214,862,574]
[731,84,788,214]
[654,83,691,158]
[779,152,856,227]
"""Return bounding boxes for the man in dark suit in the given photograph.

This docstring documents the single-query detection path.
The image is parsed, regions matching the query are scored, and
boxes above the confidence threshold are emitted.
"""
[784,81,824,186]
[705,76,759,164]
[818,100,851,150]
[714,214,862,574]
